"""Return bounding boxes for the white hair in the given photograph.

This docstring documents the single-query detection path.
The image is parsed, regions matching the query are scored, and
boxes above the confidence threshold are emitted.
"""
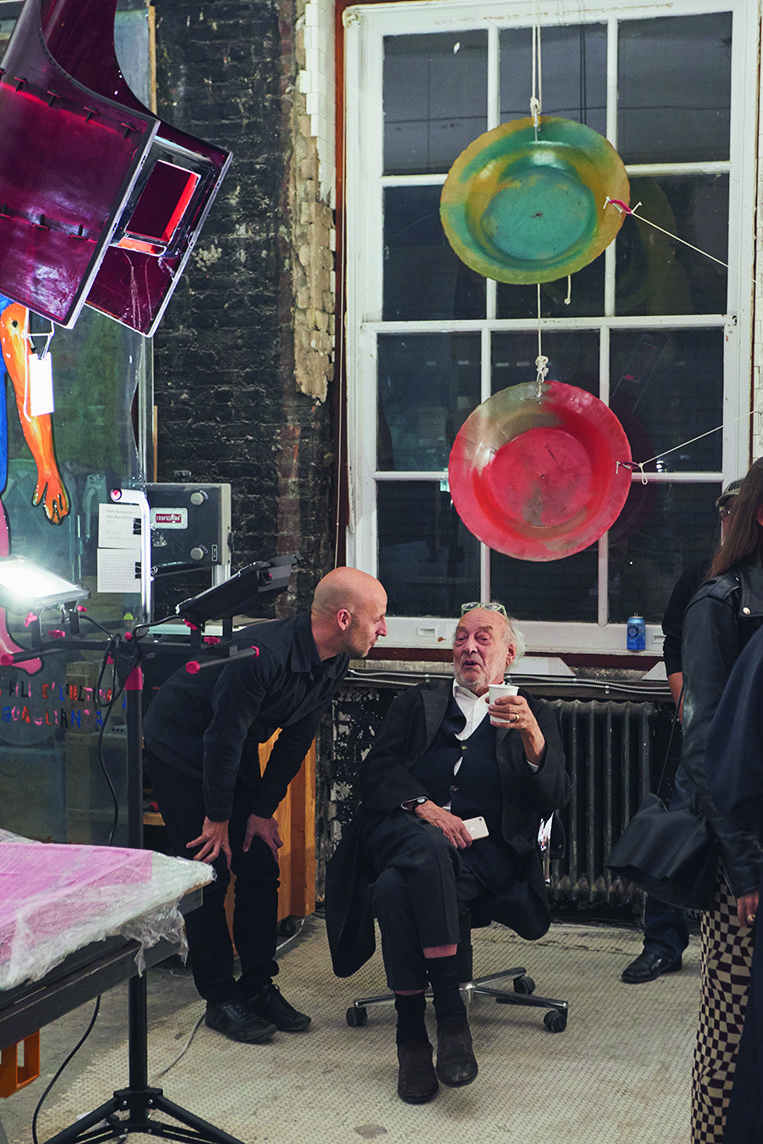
[502,610,526,661]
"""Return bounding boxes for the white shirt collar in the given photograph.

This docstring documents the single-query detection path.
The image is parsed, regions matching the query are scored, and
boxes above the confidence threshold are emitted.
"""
[452,680,488,704]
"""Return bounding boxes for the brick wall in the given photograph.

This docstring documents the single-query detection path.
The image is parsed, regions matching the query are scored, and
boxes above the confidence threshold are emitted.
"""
[151,0,337,613]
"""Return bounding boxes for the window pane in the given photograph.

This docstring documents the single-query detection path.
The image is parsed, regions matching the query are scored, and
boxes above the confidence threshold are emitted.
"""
[500,24,607,136]
[378,334,481,472]
[378,481,480,615]
[383,185,487,320]
[609,482,724,623]
[618,13,732,164]
[610,329,723,473]
[615,175,728,316]
[497,256,604,319]
[384,32,487,175]
[492,330,600,396]
[492,548,599,623]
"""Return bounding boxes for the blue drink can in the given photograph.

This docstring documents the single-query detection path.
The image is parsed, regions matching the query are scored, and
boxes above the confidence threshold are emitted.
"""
[626,615,646,651]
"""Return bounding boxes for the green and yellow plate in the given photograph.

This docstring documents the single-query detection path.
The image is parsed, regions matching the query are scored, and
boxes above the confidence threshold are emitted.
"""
[440,116,630,284]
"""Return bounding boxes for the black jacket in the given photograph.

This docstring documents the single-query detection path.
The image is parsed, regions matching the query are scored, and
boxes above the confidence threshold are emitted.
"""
[143,612,349,822]
[680,564,763,896]
[708,623,763,840]
[325,678,570,978]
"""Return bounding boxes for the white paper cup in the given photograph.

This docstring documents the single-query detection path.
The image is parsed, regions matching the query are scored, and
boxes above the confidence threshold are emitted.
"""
[488,683,519,725]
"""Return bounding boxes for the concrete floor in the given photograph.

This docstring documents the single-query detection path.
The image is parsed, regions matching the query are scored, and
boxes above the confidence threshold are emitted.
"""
[1,916,697,1144]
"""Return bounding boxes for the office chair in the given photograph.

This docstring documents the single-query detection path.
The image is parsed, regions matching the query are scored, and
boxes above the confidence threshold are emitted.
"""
[345,899,569,1034]
[344,812,568,1033]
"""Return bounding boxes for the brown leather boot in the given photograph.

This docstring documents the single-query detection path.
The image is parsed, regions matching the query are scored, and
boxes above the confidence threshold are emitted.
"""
[435,1017,478,1087]
[397,1041,439,1104]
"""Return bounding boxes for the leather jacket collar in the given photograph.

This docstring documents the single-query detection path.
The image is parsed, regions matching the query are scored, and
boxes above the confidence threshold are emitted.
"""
[698,563,763,618]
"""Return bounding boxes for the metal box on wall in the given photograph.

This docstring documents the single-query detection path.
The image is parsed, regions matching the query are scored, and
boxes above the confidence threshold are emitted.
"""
[146,483,232,576]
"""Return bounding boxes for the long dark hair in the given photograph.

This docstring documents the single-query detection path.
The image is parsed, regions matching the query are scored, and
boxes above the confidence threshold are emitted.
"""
[710,458,763,577]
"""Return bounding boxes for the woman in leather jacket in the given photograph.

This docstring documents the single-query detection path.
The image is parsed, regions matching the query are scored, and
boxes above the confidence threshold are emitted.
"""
[681,458,763,1144]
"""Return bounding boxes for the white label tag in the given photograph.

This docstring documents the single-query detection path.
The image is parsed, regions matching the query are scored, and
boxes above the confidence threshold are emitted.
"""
[29,352,54,417]
[150,508,188,529]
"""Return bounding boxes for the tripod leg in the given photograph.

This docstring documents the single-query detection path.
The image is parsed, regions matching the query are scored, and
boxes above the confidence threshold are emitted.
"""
[39,1095,121,1144]
[147,1093,247,1144]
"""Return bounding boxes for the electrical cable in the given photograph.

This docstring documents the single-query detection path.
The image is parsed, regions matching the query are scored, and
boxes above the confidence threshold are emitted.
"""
[75,610,115,637]
[150,916,311,1081]
[31,997,101,1144]
[150,1013,206,1082]
[91,635,122,847]
[131,610,187,640]
[29,630,130,1126]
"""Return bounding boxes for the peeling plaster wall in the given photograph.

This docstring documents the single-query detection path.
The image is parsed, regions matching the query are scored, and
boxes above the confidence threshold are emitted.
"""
[290,0,336,402]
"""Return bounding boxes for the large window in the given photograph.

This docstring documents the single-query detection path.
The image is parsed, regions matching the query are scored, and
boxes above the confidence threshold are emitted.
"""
[344,0,756,654]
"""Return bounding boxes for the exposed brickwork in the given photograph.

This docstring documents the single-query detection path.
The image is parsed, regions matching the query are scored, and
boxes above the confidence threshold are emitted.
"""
[151,0,337,613]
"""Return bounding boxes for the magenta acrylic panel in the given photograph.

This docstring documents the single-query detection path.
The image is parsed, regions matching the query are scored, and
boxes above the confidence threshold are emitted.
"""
[0,0,231,335]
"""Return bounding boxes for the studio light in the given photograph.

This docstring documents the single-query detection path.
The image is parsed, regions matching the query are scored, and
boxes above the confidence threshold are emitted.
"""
[0,556,89,611]
[174,554,299,628]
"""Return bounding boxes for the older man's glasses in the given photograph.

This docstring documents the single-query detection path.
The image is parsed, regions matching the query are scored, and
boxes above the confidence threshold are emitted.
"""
[461,601,508,618]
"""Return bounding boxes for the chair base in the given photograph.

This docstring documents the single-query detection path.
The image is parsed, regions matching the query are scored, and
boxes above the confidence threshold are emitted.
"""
[346,965,568,1033]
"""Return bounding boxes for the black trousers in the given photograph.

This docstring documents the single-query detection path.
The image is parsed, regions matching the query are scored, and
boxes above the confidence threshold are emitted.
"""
[363,812,507,992]
[147,749,280,1004]
[723,871,763,1144]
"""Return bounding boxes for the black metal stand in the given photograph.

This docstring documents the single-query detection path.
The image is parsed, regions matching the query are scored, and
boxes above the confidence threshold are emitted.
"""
[27,647,246,1144]
[43,972,243,1144]
[4,558,298,1144]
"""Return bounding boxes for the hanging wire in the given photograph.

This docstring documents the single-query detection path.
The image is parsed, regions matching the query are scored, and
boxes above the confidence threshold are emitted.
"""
[616,407,754,483]
[534,286,549,399]
[530,2,542,135]
[605,198,748,279]
[336,27,352,568]
[530,5,547,394]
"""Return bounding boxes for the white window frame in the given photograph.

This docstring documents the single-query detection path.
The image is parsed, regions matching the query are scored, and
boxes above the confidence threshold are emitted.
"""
[343,0,759,656]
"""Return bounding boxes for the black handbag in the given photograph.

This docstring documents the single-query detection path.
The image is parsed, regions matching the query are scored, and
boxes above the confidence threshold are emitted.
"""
[606,791,719,911]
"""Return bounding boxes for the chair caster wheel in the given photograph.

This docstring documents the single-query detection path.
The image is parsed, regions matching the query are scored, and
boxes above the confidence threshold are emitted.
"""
[544,1010,567,1033]
[513,975,535,995]
[346,1006,368,1027]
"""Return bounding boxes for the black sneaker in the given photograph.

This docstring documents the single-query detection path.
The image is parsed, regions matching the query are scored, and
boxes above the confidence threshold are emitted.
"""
[247,983,311,1032]
[205,998,276,1043]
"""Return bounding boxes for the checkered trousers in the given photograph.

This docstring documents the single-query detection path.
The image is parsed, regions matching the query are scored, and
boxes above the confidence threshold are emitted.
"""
[691,866,754,1143]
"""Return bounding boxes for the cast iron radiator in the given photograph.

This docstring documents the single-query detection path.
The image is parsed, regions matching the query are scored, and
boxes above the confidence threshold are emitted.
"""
[547,698,678,907]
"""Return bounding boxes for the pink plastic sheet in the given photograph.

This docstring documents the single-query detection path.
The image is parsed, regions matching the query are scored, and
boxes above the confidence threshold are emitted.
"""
[0,831,213,990]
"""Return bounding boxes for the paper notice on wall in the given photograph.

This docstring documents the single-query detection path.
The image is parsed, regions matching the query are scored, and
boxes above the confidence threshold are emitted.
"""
[97,549,142,594]
[98,503,142,550]
[97,503,143,593]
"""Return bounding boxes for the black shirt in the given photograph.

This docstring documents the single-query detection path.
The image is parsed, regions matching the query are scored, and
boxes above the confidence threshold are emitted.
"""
[143,612,349,821]
[662,561,709,678]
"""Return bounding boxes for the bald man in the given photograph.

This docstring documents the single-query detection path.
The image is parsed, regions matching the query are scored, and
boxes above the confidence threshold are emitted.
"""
[144,567,387,1044]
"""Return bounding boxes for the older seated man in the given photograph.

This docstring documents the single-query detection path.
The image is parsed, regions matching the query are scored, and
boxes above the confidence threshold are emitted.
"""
[326,602,570,1104]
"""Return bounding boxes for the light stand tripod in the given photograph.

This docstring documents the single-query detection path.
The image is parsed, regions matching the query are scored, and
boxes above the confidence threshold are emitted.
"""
[1,553,300,1143]
[23,644,246,1144]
